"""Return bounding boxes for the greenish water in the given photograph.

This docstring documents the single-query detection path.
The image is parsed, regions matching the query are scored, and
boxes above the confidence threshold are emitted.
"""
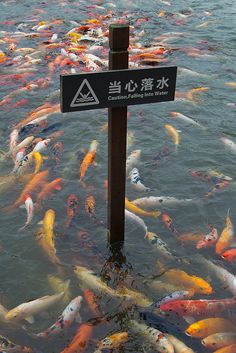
[0,0,236,352]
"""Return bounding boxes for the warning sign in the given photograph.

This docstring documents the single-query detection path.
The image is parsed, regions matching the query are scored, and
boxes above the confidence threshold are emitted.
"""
[61,66,177,112]
[70,79,99,107]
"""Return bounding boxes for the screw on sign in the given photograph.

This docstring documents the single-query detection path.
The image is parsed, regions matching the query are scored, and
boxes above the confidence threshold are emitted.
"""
[60,24,177,245]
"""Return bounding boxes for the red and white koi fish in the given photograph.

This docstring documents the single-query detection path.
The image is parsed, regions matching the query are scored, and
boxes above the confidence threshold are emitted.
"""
[36,296,83,338]
[153,290,195,310]
[160,297,236,318]
[19,194,34,230]
[196,224,218,249]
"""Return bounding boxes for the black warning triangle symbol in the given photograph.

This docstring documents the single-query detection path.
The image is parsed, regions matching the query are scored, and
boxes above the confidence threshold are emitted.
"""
[70,79,99,107]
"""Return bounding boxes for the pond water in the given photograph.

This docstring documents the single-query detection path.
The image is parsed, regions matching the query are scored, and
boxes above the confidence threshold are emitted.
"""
[0,0,236,352]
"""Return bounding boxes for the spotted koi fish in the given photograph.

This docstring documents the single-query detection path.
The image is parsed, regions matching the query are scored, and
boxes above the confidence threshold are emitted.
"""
[36,296,83,338]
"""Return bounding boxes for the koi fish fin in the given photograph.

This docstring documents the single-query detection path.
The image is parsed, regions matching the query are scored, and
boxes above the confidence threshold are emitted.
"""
[75,313,82,323]
[94,350,102,353]
[37,220,43,225]
[25,315,35,324]
[183,316,195,324]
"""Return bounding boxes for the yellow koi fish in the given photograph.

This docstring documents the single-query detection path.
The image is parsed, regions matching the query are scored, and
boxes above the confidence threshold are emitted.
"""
[216,210,234,254]
[125,197,161,217]
[33,151,43,174]
[163,269,213,295]
[47,275,72,304]
[185,318,236,338]
[165,124,180,146]
[37,209,60,264]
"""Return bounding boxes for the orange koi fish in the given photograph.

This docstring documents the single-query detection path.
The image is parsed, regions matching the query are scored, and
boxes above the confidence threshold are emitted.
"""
[37,177,63,203]
[85,195,96,216]
[94,332,128,353]
[60,323,93,353]
[83,289,101,317]
[65,194,78,228]
[80,150,95,182]
[186,318,236,338]
[8,170,49,209]
[162,213,179,236]
[216,210,234,254]
[160,297,236,317]
[221,249,236,263]
[80,140,98,183]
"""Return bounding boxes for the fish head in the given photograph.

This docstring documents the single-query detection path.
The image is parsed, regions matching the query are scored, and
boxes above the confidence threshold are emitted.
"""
[185,322,202,337]
[162,213,171,223]
[170,112,178,117]
[196,278,213,294]
[5,307,22,321]
[131,149,141,158]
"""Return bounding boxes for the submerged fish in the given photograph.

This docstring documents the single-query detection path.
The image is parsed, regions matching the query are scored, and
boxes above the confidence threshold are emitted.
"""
[129,320,174,353]
[202,332,236,350]
[185,318,236,338]
[160,297,236,318]
[216,210,234,254]
[60,322,93,353]
[126,149,141,175]
[170,111,205,129]
[165,124,180,146]
[36,296,82,338]
[0,335,33,353]
[132,196,194,209]
[129,168,150,192]
[74,265,130,299]
[125,197,161,217]
[94,332,128,353]
[163,269,213,295]
[5,291,65,323]
[165,334,195,353]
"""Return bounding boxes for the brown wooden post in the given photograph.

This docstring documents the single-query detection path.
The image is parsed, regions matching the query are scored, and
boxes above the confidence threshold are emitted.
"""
[108,24,129,244]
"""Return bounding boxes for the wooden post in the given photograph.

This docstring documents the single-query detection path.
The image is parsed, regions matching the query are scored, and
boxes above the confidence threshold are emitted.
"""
[108,24,129,244]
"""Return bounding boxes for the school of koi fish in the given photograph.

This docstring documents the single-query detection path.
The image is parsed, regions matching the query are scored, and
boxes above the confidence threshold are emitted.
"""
[0,0,236,352]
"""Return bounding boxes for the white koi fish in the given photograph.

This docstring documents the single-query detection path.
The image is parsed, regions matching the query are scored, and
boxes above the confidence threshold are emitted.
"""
[126,149,141,176]
[36,296,83,338]
[129,320,174,353]
[125,209,148,236]
[129,168,150,192]
[9,129,19,155]
[5,291,65,323]
[165,334,195,353]
[202,259,236,296]
[131,196,194,209]
[74,265,130,299]
[33,139,50,153]
[170,112,205,129]
[220,137,236,154]
[19,194,34,230]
